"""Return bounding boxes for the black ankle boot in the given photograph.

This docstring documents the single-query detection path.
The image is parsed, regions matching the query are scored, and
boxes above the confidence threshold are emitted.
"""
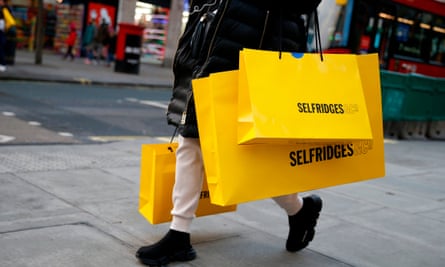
[136,229,196,266]
[286,194,323,252]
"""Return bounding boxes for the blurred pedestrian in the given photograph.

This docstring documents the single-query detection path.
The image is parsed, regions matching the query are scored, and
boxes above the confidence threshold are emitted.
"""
[89,18,110,65]
[0,0,6,72]
[63,22,77,61]
[82,19,96,64]
[104,26,116,67]
[0,0,15,71]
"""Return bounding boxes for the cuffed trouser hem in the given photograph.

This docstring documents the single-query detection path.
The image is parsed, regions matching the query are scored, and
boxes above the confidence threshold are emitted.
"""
[170,216,194,233]
[273,194,304,216]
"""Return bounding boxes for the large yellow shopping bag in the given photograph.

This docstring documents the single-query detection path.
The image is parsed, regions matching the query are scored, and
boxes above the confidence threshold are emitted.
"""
[138,143,236,224]
[192,54,385,206]
[238,49,373,145]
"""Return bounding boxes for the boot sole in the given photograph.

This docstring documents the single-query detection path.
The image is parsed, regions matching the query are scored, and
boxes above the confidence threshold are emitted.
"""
[138,247,196,267]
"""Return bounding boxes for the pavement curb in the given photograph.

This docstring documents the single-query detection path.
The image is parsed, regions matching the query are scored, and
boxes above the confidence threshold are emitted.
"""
[0,75,173,89]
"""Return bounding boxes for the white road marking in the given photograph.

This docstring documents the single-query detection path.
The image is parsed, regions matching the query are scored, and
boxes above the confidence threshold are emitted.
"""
[125,98,138,102]
[384,139,398,144]
[0,135,16,143]
[156,136,175,142]
[58,132,74,137]
[139,100,168,109]
[2,111,15,116]
[88,136,172,142]
[28,121,42,126]
[125,98,168,109]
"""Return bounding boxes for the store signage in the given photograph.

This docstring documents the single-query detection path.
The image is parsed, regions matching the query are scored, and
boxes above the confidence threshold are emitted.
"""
[87,3,116,27]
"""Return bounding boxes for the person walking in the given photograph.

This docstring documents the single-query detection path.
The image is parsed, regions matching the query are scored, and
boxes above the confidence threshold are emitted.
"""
[63,22,77,61]
[82,19,96,64]
[103,26,116,67]
[136,0,323,266]
[0,0,15,71]
[0,0,6,72]
[90,18,110,65]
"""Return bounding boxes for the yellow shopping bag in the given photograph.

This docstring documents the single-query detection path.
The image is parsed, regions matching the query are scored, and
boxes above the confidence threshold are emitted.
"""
[138,143,236,224]
[238,49,373,145]
[192,54,385,206]
[2,8,16,31]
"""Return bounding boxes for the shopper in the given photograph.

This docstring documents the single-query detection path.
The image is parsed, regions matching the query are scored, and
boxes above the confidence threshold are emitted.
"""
[91,18,110,65]
[82,19,96,64]
[104,26,116,67]
[0,0,15,71]
[63,22,77,61]
[0,1,6,72]
[136,0,323,266]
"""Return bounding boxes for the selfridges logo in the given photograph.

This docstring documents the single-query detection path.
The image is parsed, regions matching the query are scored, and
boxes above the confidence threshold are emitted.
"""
[289,141,373,167]
[297,102,360,115]
[200,190,210,199]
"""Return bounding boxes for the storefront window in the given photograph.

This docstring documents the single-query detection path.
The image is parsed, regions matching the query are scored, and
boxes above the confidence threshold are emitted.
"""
[136,1,168,63]
[54,4,84,53]
[136,0,189,64]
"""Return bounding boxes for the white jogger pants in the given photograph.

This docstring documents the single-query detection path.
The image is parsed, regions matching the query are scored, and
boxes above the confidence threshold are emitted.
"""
[170,136,303,233]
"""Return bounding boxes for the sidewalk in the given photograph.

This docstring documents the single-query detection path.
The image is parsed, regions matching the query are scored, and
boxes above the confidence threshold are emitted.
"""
[1,50,445,267]
[0,49,174,88]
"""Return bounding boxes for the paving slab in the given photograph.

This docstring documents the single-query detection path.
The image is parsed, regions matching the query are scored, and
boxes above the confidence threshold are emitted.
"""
[17,169,136,206]
[343,208,445,251]
[0,223,137,267]
[0,173,78,231]
[328,182,443,213]
[313,221,445,267]
[0,132,444,267]
[192,232,351,267]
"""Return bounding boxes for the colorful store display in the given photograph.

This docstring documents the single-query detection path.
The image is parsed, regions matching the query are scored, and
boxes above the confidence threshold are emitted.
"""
[54,4,84,54]
[136,2,169,63]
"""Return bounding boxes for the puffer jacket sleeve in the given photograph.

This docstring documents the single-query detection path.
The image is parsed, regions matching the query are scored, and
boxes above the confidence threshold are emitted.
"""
[166,3,204,127]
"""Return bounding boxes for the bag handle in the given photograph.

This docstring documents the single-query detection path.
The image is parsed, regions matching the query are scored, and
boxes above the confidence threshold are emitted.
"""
[306,10,324,61]
[169,126,178,144]
[277,9,323,61]
[313,11,324,61]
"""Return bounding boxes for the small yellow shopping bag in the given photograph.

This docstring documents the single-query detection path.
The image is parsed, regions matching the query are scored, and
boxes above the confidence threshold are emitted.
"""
[138,143,236,224]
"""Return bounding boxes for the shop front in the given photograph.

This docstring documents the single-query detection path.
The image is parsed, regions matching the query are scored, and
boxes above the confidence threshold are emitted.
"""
[8,0,118,55]
[136,0,189,64]
[7,0,190,65]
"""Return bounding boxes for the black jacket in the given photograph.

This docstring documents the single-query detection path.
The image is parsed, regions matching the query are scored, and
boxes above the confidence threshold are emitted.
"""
[167,0,321,138]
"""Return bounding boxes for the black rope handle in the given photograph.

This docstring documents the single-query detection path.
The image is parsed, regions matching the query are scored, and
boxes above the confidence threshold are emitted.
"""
[313,11,324,61]
[279,8,283,60]
[277,9,323,61]
[169,126,179,144]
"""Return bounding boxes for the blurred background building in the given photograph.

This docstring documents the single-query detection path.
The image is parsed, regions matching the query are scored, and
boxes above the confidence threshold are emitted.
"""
[319,0,445,77]
[5,0,445,77]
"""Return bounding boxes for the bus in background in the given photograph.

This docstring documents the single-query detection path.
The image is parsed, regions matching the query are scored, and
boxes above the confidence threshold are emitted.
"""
[318,0,445,77]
